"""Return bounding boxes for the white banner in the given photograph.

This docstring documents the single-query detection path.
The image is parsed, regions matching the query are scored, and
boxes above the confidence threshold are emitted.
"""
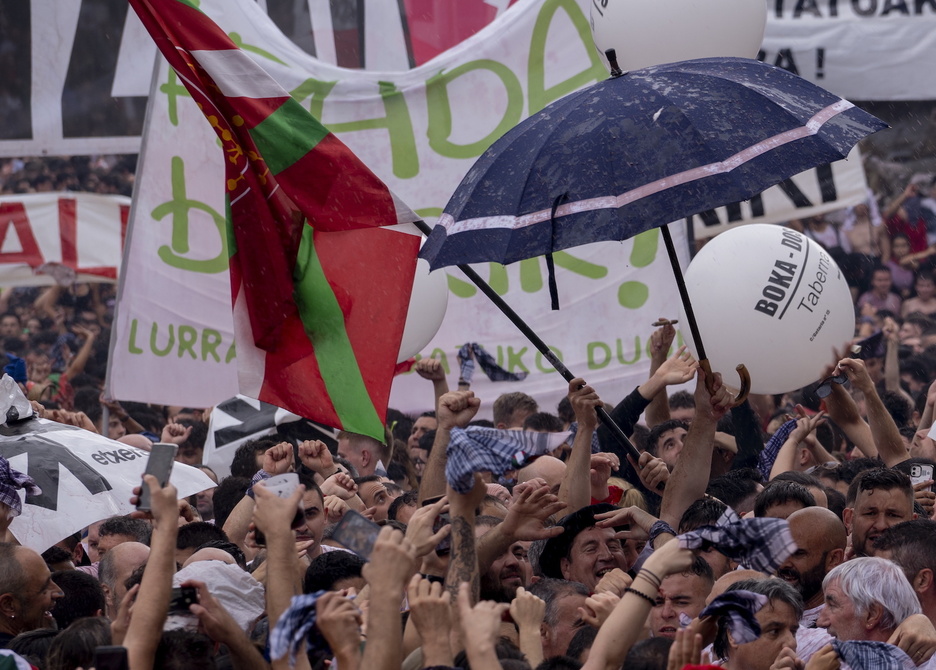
[5,0,936,157]
[692,147,869,240]
[107,0,689,419]
[0,192,127,286]
[761,0,936,100]
[0,418,216,553]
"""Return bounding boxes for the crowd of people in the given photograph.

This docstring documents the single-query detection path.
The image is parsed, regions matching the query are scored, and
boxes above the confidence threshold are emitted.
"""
[0,155,936,670]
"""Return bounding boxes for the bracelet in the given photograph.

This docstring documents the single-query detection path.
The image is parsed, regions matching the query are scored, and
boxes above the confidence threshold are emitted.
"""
[648,520,676,546]
[639,567,662,588]
[625,587,658,607]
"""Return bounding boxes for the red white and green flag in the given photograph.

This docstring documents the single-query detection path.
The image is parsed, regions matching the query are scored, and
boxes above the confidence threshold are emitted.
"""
[130,0,420,441]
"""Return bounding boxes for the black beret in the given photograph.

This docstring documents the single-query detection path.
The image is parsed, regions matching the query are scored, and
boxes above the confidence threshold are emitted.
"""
[539,503,622,580]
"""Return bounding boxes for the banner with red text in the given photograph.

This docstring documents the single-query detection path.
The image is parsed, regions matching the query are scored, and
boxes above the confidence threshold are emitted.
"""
[0,192,127,287]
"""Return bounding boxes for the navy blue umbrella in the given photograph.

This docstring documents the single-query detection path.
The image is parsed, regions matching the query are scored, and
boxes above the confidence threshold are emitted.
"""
[420,56,885,270]
[412,55,885,464]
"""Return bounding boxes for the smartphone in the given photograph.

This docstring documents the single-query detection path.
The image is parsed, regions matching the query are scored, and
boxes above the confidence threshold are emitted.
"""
[168,586,198,613]
[331,510,381,559]
[253,473,303,547]
[93,646,128,670]
[910,464,935,491]
[136,443,178,511]
[432,512,452,555]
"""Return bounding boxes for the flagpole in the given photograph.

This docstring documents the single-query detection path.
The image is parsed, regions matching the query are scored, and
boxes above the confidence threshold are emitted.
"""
[413,220,643,465]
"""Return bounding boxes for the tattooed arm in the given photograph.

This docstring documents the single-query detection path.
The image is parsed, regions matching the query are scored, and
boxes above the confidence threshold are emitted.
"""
[444,474,488,605]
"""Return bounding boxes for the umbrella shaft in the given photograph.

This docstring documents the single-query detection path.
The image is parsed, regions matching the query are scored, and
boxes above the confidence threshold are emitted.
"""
[660,224,707,361]
[413,220,643,463]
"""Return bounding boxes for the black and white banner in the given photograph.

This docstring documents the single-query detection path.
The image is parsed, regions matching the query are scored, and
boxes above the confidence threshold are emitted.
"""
[0,418,216,553]
[203,395,338,479]
[3,0,935,158]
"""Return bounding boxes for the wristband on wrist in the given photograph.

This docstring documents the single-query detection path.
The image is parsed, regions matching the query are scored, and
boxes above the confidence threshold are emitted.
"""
[625,587,657,607]
[648,519,676,546]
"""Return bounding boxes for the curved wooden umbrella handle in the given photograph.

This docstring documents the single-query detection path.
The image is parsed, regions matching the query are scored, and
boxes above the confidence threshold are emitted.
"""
[700,360,751,408]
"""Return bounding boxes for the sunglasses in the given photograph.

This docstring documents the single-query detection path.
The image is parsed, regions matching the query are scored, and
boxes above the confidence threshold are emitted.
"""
[816,373,847,399]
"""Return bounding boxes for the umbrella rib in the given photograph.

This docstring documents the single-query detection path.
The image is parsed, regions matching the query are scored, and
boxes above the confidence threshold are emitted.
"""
[439,99,854,235]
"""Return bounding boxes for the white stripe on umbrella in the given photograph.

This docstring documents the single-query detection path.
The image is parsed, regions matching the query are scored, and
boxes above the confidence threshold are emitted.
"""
[439,99,854,235]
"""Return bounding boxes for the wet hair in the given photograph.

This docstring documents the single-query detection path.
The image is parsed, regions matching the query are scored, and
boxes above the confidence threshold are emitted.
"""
[211,476,251,529]
[846,468,913,507]
[493,392,538,427]
[668,390,695,411]
[753,481,816,518]
[176,521,229,551]
[713,579,803,660]
[154,630,217,670]
[388,490,418,521]
[678,498,727,534]
[873,519,936,584]
[824,487,847,521]
[99,516,151,545]
[45,617,111,670]
[303,550,366,593]
[623,637,674,670]
[7,628,58,668]
[706,468,763,510]
[523,412,565,433]
[528,579,589,629]
[647,420,689,456]
[50,570,106,630]
[566,626,598,663]
[41,545,73,568]
[230,436,282,478]
[836,457,884,485]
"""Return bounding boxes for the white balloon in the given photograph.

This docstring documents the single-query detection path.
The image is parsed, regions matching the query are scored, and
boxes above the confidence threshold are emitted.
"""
[679,225,855,395]
[397,258,449,363]
[590,0,767,72]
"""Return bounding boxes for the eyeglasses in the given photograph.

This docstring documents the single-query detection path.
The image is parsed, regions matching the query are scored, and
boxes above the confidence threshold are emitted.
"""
[816,373,847,398]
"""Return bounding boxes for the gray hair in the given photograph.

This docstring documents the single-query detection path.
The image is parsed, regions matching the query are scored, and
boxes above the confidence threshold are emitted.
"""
[823,557,921,630]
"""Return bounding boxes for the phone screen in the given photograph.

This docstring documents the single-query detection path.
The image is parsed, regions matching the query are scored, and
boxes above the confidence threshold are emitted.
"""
[331,510,380,559]
[136,443,178,511]
[93,646,129,670]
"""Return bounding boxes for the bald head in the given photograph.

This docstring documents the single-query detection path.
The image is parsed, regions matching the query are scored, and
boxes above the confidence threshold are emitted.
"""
[707,570,766,604]
[518,456,566,491]
[788,506,847,553]
[99,541,150,619]
[776,507,846,607]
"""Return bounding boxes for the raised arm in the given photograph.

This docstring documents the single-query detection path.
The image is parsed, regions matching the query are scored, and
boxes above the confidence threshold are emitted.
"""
[414,357,450,412]
[559,378,602,513]
[418,390,479,504]
[644,320,677,427]
[660,370,732,529]
[769,409,826,480]
[123,476,180,670]
[837,357,908,467]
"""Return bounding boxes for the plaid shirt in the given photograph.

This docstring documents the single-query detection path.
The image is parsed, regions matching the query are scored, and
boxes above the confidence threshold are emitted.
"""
[269,590,333,665]
[445,426,570,493]
[0,455,40,516]
[696,591,768,645]
[457,343,529,384]
[832,641,916,670]
[677,516,797,574]
[757,419,797,480]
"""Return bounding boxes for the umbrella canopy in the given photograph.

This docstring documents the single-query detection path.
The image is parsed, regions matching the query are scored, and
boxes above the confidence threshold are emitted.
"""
[420,57,887,270]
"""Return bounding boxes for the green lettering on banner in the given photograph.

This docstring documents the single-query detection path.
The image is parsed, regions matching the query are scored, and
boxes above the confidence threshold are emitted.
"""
[588,341,612,369]
[177,325,198,359]
[128,319,144,354]
[152,157,229,274]
[527,0,608,113]
[617,337,641,365]
[506,346,529,373]
[225,341,236,363]
[426,60,523,159]
[151,323,175,357]
[295,80,418,179]
[535,346,562,373]
[160,68,191,127]
[428,349,450,373]
[202,329,222,362]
